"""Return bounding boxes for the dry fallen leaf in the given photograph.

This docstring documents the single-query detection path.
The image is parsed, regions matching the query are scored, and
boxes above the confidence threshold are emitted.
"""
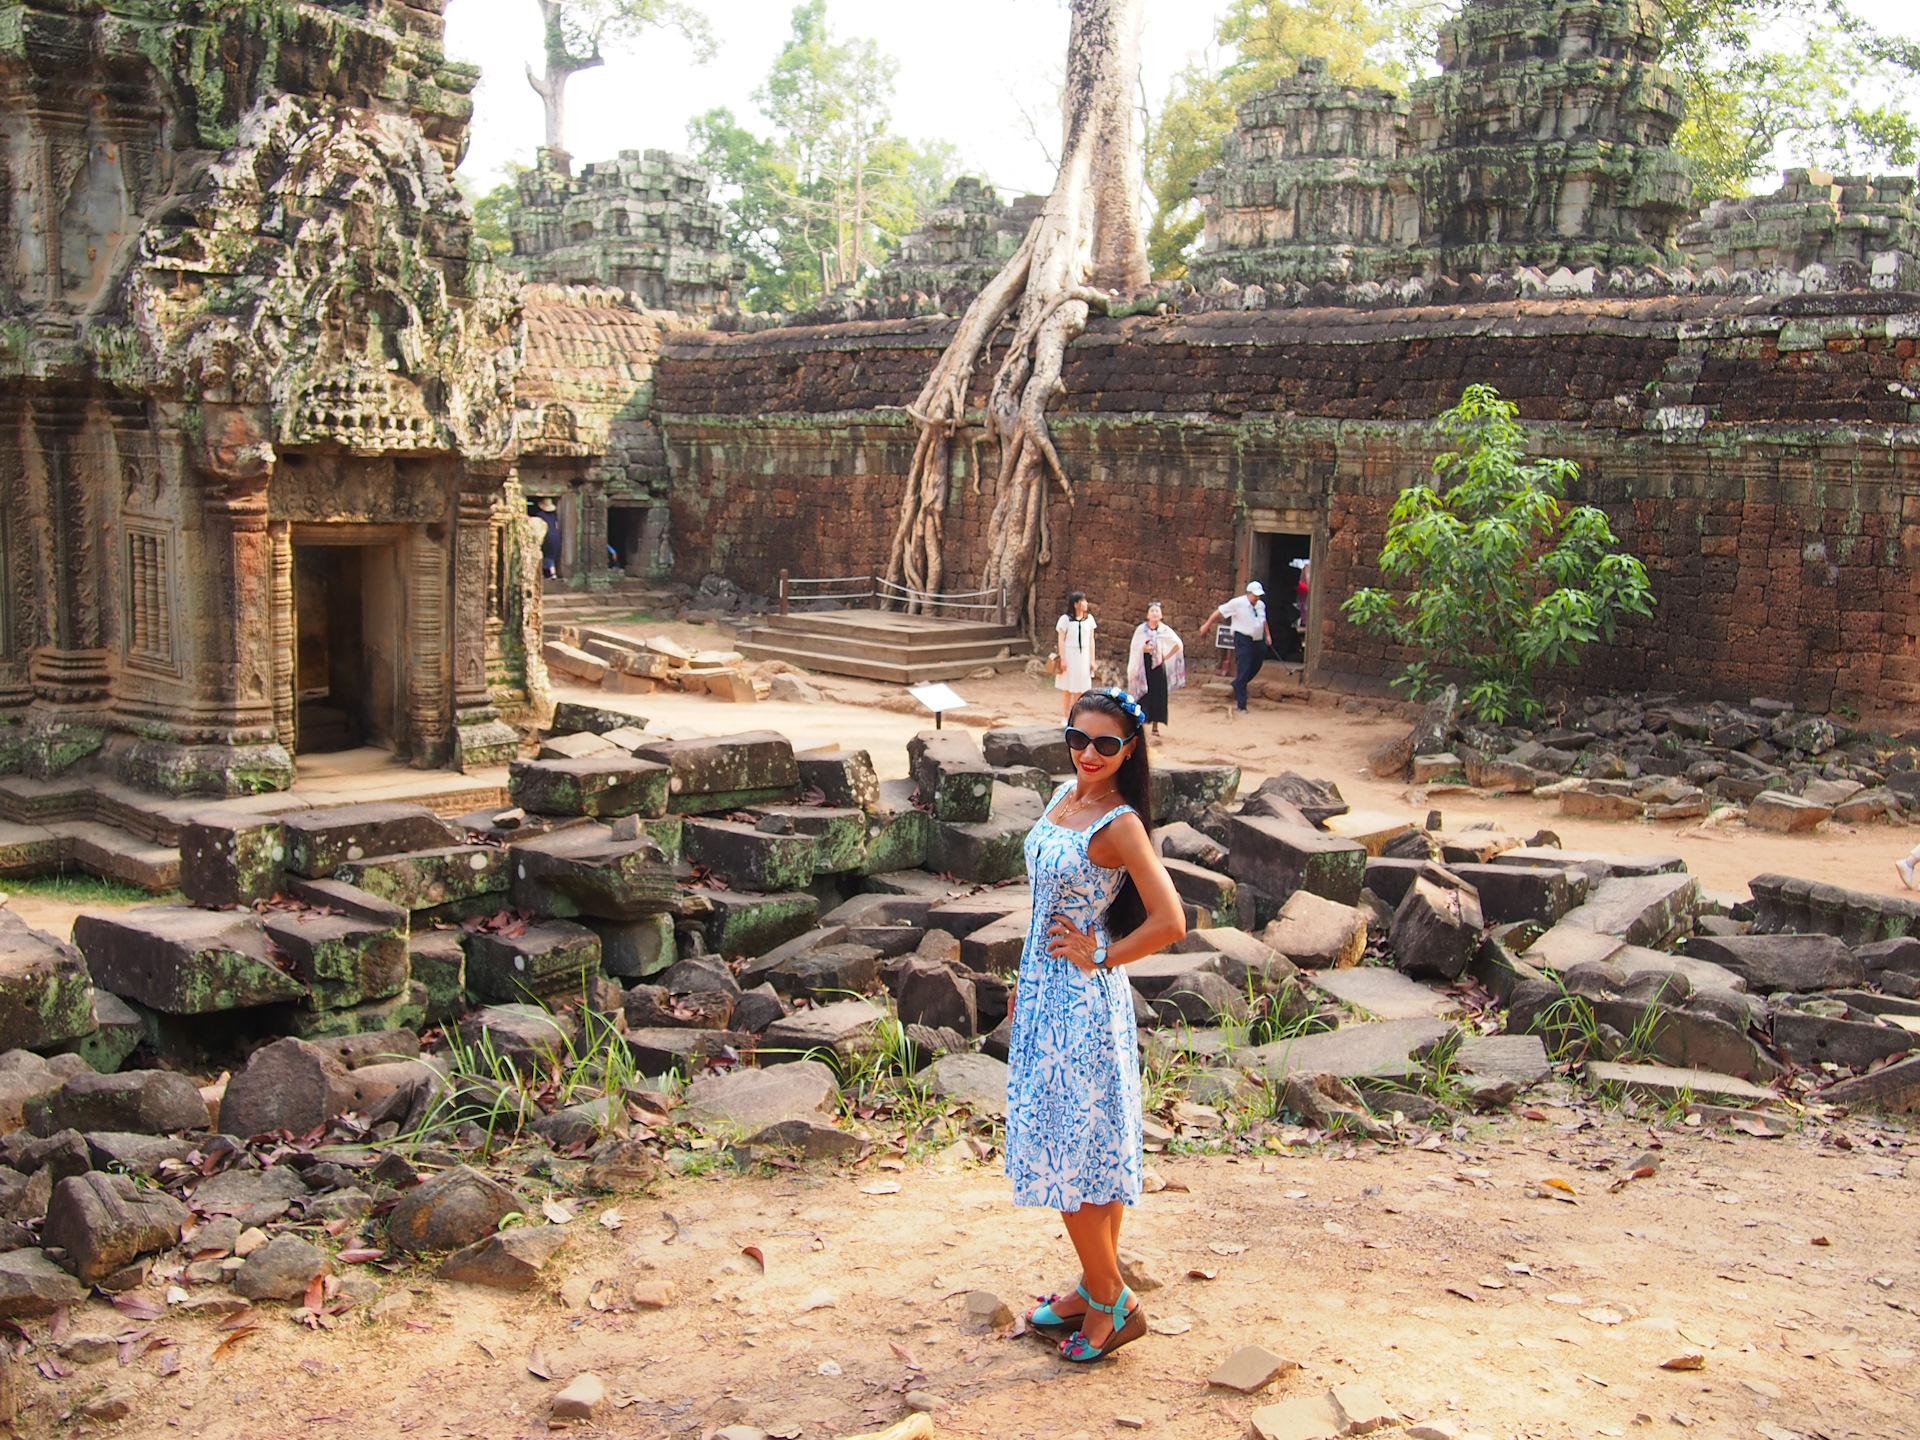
[337,1248,383,1264]
[599,1209,624,1231]
[1542,1177,1577,1194]
[541,1199,575,1225]
[112,1294,164,1323]
[1661,1353,1707,1371]
[859,1181,901,1196]
[211,1326,258,1362]
[741,1246,766,1273]
[888,1341,921,1370]
[1187,1268,1218,1281]
[527,1345,553,1380]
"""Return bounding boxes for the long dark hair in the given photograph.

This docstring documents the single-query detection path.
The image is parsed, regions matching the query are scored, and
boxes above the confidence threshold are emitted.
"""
[1069,689,1152,938]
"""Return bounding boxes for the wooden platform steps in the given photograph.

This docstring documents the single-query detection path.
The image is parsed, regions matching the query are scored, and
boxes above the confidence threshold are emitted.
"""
[736,611,1034,685]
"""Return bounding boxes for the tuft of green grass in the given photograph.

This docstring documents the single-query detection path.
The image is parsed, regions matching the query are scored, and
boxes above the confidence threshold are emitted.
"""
[4,871,181,906]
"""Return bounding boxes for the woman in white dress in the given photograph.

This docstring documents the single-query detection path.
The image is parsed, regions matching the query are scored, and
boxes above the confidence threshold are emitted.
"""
[1055,592,1096,718]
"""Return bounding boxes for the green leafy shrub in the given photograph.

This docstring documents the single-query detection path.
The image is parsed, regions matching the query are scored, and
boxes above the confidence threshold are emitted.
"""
[1341,384,1655,722]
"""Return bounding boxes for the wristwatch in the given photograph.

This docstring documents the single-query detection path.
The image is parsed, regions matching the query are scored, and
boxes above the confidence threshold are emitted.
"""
[1091,945,1109,969]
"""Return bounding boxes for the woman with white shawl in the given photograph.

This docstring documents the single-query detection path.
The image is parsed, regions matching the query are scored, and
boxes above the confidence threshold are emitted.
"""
[1126,602,1185,742]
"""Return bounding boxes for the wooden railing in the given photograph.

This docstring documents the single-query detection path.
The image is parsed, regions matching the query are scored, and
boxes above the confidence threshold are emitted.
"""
[777,571,1010,623]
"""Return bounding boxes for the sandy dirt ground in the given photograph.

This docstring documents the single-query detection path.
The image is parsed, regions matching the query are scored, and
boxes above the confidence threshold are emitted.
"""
[34,1097,1916,1440]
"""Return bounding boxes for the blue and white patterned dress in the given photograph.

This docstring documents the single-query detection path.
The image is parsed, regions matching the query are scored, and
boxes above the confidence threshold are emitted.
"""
[1004,784,1144,1211]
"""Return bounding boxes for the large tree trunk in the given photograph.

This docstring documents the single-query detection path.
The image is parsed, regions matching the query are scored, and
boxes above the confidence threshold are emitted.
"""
[886,0,1148,630]
[526,0,603,154]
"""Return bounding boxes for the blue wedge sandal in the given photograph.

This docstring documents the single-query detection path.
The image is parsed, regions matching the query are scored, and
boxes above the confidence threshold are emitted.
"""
[1059,1285,1147,1362]
[1028,1284,1090,1335]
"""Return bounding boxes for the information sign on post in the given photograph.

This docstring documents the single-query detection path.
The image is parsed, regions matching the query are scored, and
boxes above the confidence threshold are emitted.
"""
[906,682,967,729]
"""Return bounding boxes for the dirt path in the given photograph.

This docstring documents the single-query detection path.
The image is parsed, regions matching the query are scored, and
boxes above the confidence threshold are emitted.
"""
[48,1097,1915,1440]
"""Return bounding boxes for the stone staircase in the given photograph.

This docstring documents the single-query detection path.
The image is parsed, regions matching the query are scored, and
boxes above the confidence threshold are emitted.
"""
[736,611,1033,685]
[541,577,680,635]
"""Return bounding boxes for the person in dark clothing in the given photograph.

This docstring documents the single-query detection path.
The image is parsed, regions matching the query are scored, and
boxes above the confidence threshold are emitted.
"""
[536,498,561,579]
[1200,581,1272,715]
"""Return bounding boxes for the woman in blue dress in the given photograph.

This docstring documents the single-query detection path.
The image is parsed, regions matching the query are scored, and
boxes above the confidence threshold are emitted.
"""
[1005,687,1188,1362]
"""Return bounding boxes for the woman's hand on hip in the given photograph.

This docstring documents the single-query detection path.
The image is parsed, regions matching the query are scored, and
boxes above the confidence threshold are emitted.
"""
[1047,916,1100,971]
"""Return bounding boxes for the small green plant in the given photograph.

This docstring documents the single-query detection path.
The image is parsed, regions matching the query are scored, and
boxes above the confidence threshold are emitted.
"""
[1342,384,1656,722]
[3,871,181,906]
[1536,978,1604,1064]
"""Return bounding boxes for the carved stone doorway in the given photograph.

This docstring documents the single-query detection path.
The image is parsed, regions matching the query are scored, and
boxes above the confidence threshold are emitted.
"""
[291,541,403,755]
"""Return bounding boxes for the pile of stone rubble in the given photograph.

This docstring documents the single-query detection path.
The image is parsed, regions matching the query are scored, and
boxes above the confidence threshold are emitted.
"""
[540,626,780,703]
[0,703,1908,1335]
[1369,685,1919,831]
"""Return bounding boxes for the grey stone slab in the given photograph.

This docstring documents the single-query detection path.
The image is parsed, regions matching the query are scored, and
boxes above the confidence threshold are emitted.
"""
[1307,967,1461,1021]
[915,1053,1009,1116]
[1678,934,1864,992]
[681,1060,840,1132]
[1492,848,1687,878]
[1522,923,1626,971]
[1455,1034,1551,1088]
[1583,1061,1776,1105]
[1561,873,1698,947]
[1241,1018,1457,1084]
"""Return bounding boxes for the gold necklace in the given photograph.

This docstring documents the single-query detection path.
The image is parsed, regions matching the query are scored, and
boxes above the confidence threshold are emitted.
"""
[1056,784,1119,824]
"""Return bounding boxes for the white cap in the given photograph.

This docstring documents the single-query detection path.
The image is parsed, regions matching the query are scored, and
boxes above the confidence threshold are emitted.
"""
[1246,580,1265,596]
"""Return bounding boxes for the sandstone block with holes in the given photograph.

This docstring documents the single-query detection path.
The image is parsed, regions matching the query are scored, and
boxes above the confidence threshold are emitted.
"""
[1389,877,1484,980]
[74,907,304,1014]
[682,818,818,893]
[508,824,675,921]
[508,757,671,819]
[333,846,508,912]
[465,922,601,1004]
[280,803,462,880]
[795,748,880,810]
[1260,890,1368,969]
[178,810,285,908]
[908,731,995,823]
[632,732,801,813]
[1228,815,1367,910]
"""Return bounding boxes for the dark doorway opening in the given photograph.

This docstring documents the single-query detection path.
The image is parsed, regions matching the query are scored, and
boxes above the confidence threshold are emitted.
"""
[606,506,645,571]
[1255,531,1313,662]
[293,544,400,754]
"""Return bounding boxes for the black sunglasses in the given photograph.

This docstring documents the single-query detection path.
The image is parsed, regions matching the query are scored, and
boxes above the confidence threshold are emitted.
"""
[1064,726,1131,758]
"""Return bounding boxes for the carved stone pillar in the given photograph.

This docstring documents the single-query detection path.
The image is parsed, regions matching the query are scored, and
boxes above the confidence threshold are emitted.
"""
[582,480,611,591]
[269,521,295,753]
[406,522,450,769]
[451,464,518,771]
[115,406,293,795]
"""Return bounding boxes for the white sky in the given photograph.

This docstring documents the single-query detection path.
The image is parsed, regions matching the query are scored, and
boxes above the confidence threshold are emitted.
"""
[443,0,1920,199]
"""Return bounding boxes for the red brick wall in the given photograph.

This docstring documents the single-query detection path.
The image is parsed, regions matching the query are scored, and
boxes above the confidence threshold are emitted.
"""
[656,294,1920,720]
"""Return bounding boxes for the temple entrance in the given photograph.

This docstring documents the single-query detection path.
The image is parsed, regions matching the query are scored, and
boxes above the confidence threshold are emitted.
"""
[1254,530,1313,663]
[606,505,645,571]
[292,543,402,754]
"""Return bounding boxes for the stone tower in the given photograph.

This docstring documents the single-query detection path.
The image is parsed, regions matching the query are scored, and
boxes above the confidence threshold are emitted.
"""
[1411,0,1694,275]
[1190,57,1416,290]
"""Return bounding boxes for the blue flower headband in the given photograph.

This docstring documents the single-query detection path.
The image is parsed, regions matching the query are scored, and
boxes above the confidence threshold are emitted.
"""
[1098,687,1147,730]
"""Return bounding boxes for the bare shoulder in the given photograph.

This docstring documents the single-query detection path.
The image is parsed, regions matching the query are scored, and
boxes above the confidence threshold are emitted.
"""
[1086,807,1156,867]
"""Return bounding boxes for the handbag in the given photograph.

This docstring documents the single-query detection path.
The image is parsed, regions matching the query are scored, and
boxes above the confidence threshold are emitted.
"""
[1045,652,1064,677]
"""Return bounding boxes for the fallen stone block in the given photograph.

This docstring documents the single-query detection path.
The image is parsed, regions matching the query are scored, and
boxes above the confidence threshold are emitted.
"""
[29,1071,208,1137]
[926,783,1042,884]
[508,824,675,921]
[43,1172,187,1285]
[632,732,801,813]
[1154,821,1228,871]
[549,702,648,738]
[1169,928,1298,992]
[262,889,408,1012]
[1261,890,1367,969]
[272,980,427,1043]
[543,641,608,683]
[507,757,671,819]
[894,960,978,1036]
[624,1027,753,1076]
[1151,764,1242,826]
[333,846,508,912]
[550,1371,607,1422]
[858,781,932,875]
[1156,973,1250,1027]
[683,818,818,893]
[1773,1010,1915,1069]
[822,893,931,953]
[61,992,144,1076]
[1455,1033,1551,1091]
[1583,1060,1777,1106]
[765,943,882,1002]
[465,921,600,1004]
[1126,951,1226,1000]
[743,805,865,874]
[1210,1342,1300,1394]
[1587,999,1783,1081]
[694,889,820,959]
[1817,1052,1920,1111]
[1249,773,1349,827]
[909,730,995,824]
[1228,815,1367,912]
[1361,856,1427,908]
[232,1234,333,1301]
[740,1118,864,1160]
[1859,936,1920,975]
[682,1060,842,1134]
[0,911,96,1052]
[387,1165,522,1254]
[957,909,1032,975]
[762,999,887,1066]
[0,1248,86,1316]
[1308,967,1458,1021]
[1164,857,1237,929]
[585,914,675,980]
[73,907,305,1014]
[178,810,285,908]
[407,931,467,1025]
[538,731,617,761]
[1560,873,1698,948]
[916,1052,1008,1115]
[1241,1018,1456,1085]
[217,1038,356,1138]
[1677,933,1862,991]
[982,726,1071,773]
[795,748,880,810]
[1521,922,1626,972]
[1559,790,1645,821]
[457,1005,573,1069]
[1450,862,1580,927]
[1276,1072,1390,1139]
[926,888,1031,939]
[1747,791,1833,834]
[1389,877,1483,980]
[1494,847,1685,878]
[280,803,462,879]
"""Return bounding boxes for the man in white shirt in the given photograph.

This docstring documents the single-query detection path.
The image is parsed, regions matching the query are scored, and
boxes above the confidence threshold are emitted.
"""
[1201,581,1272,715]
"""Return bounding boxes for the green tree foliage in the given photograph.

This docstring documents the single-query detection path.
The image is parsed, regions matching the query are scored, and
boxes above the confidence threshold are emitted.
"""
[1144,0,1414,279]
[1660,0,1920,200]
[1341,386,1655,723]
[525,0,714,153]
[465,177,521,256]
[687,1,961,311]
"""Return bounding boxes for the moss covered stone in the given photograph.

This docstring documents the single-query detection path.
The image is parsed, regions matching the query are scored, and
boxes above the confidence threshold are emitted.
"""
[682,818,818,893]
[333,845,509,911]
[508,757,672,818]
[407,931,468,1025]
[691,889,820,960]
[281,804,464,880]
[745,806,865,874]
[179,811,285,908]
[73,907,306,1014]
[0,912,98,1051]
[466,921,602,1004]
[508,824,676,921]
